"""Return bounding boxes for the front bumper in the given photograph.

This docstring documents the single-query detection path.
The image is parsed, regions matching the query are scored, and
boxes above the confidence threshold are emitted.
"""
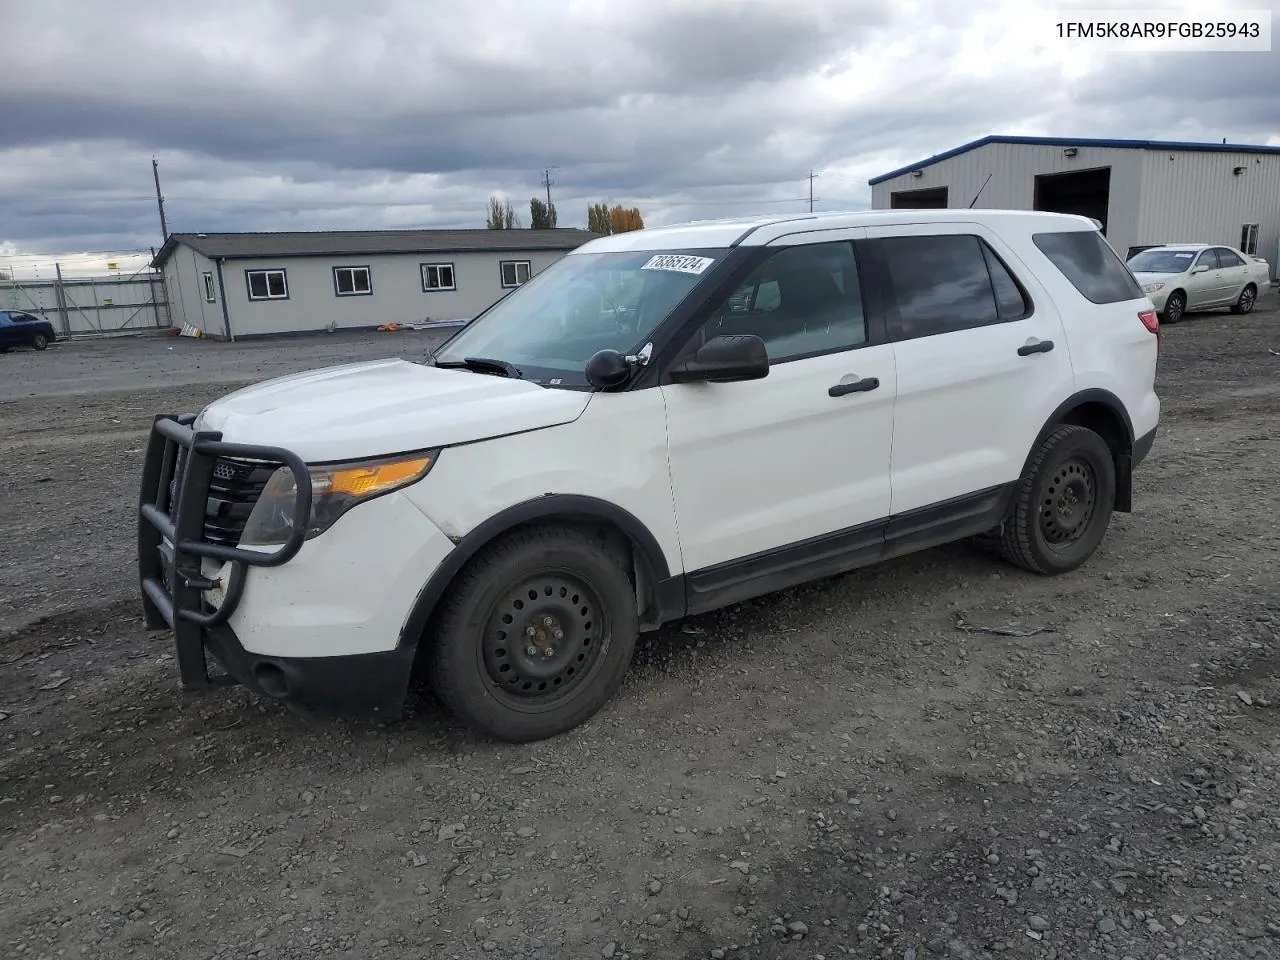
[1142,287,1169,311]
[136,413,433,721]
[203,622,415,719]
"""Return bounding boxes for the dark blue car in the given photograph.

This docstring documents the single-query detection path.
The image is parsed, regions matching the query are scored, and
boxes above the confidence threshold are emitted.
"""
[0,310,57,352]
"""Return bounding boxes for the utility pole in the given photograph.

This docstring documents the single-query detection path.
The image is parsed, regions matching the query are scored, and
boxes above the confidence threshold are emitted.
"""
[152,157,168,241]
[541,167,558,209]
[807,169,820,212]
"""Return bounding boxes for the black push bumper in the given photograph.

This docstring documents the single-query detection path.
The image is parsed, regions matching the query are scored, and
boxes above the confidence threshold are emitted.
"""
[137,414,411,720]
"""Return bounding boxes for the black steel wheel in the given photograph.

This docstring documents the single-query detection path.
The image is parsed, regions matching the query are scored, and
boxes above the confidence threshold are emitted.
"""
[30,333,48,351]
[1162,291,1185,324]
[480,572,607,706]
[427,525,639,742]
[997,424,1116,575]
[1038,456,1098,547]
[1230,284,1256,314]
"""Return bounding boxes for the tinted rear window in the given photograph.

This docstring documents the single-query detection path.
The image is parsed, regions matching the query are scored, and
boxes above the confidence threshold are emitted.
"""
[1032,230,1143,304]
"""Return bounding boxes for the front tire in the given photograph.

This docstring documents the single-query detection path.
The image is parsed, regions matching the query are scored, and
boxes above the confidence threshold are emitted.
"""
[1162,290,1186,324]
[30,333,49,351]
[1230,284,1257,314]
[997,424,1116,575]
[427,525,639,742]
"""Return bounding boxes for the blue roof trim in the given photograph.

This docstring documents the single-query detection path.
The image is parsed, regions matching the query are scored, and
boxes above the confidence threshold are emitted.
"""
[867,135,1280,186]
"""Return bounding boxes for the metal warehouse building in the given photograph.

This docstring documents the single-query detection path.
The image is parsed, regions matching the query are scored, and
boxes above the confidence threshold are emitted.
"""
[152,228,599,340]
[869,136,1280,280]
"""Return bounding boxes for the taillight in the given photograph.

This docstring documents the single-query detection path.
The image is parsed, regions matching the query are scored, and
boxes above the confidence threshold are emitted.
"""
[1138,309,1160,336]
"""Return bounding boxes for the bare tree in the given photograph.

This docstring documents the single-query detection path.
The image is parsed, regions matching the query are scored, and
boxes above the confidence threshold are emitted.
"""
[486,194,520,229]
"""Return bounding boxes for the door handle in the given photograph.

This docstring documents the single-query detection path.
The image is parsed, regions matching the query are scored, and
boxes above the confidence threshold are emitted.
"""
[829,377,880,397]
[1017,340,1054,356]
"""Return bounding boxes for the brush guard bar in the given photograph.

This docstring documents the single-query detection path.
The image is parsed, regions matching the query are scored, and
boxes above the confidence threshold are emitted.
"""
[137,414,313,687]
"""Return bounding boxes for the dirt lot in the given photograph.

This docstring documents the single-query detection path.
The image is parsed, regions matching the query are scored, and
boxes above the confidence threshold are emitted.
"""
[2,302,1279,960]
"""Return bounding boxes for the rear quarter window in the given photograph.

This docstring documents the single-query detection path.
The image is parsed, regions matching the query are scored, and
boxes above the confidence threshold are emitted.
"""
[1032,230,1143,304]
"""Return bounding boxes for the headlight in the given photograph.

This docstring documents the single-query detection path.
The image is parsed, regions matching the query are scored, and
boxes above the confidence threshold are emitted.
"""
[1142,282,1165,293]
[239,450,440,546]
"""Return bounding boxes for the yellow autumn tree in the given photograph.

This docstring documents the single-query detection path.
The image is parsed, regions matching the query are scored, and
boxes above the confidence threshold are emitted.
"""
[609,205,645,233]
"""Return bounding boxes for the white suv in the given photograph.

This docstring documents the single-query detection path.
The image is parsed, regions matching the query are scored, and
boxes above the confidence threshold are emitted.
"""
[138,210,1161,742]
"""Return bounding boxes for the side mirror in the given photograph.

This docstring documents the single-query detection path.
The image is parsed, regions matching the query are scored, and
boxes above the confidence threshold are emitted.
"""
[585,349,633,389]
[1191,263,1211,274]
[668,334,769,384]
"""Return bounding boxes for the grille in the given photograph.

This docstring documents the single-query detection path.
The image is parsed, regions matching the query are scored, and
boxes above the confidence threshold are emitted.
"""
[204,458,280,546]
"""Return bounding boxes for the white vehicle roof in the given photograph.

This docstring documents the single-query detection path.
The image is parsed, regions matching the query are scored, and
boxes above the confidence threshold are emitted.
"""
[574,208,1103,254]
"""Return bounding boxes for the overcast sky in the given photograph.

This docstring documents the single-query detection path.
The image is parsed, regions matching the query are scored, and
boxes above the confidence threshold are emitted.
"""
[1,0,1276,272]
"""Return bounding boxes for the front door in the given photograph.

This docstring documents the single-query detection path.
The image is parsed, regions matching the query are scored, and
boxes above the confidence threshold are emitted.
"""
[1186,248,1226,308]
[862,222,1076,516]
[660,236,896,605]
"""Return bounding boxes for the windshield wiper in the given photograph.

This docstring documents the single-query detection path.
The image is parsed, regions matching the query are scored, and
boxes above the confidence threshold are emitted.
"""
[434,356,523,379]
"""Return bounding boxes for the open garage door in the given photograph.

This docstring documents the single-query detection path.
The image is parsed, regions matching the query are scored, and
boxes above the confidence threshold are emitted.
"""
[1034,167,1111,235]
[890,187,948,209]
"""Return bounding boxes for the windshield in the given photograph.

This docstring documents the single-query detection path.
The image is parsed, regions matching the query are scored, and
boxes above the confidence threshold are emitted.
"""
[430,248,728,387]
[1127,249,1197,273]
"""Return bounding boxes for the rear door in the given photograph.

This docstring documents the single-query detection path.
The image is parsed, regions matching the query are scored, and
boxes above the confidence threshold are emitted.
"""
[1212,247,1250,301]
[861,221,1074,516]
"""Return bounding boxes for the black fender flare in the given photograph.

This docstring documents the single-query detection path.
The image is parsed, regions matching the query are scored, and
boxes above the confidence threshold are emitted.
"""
[1021,388,1137,512]
[397,494,682,651]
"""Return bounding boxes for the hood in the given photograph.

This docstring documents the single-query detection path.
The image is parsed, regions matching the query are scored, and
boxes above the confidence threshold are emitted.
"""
[195,359,591,462]
[1131,271,1183,285]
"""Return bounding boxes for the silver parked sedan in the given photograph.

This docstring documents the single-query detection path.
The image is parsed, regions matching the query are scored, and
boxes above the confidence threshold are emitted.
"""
[1127,244,1271,323]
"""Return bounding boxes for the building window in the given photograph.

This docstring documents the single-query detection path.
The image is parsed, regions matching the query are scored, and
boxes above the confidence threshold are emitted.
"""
[245,269,289,301]
[201,271,216,303]
[333,265,372,297]
[421,263,456,291]
[500,260,532,288]
[1241,223,1259,256]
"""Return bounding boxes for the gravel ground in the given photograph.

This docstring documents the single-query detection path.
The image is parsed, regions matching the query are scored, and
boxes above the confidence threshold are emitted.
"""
[2,300,1279,960]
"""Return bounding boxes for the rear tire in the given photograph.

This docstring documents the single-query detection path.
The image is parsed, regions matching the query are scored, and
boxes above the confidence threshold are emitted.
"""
[426,525,639,742]
[997,424,1116,576]
[1162,291,1186,324]
[30,333,49,351]
[1230,284,1257,314]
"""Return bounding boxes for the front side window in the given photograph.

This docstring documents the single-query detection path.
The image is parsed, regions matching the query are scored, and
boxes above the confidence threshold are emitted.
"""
[432,248,727,387]
[878,234,1029,340]
[1195,249,1221,270]
[202,271,216,302]
[1032,229,1144,304]
[500,260,532,288]
[422,263,455,291]
[333,266,371,296]
[689,241,868,363]
[246,269,288,301]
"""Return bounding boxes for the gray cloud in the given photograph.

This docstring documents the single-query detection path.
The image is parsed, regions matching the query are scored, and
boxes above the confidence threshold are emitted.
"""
[1,0,1276,257]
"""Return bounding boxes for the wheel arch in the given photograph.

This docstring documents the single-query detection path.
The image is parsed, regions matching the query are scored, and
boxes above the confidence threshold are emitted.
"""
[1027,389,1136,512]
[398,495,683,655]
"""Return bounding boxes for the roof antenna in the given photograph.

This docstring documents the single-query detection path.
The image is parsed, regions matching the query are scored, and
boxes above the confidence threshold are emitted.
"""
[968,173,992,208]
